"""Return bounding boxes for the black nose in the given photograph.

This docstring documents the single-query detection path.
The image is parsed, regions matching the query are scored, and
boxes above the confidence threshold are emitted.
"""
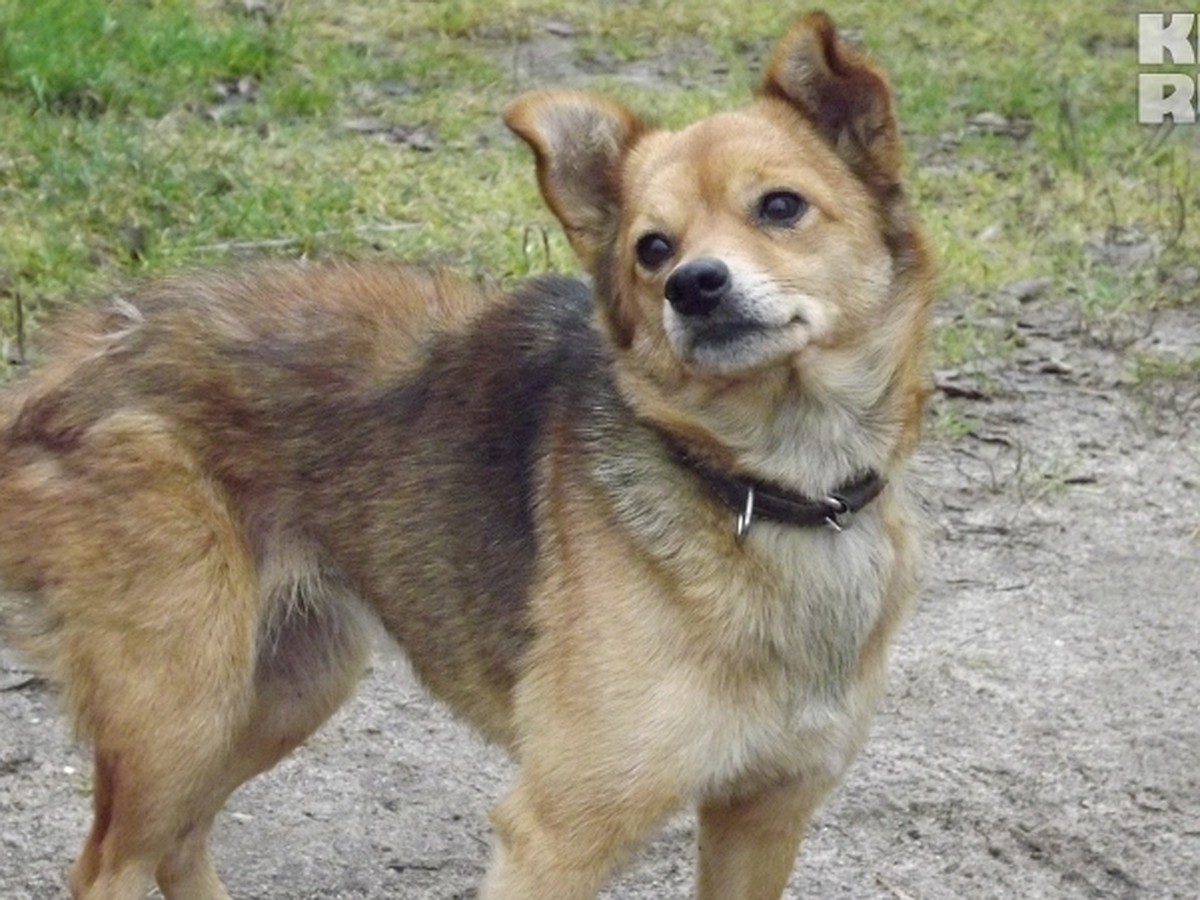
[664,258,730,317]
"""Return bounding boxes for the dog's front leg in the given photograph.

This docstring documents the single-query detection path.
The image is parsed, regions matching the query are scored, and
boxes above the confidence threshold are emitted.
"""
[481,771,681,900]
[694,778,829,900]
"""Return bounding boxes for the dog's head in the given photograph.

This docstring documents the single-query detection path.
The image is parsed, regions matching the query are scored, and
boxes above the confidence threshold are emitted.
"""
[506,12,931,463]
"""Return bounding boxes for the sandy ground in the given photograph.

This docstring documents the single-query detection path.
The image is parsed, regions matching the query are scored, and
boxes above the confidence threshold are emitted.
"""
[1,277,1198,899]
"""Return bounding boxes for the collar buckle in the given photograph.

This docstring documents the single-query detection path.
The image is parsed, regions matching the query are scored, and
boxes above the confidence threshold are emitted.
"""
[735,484,756,541]
[822,495,851,532]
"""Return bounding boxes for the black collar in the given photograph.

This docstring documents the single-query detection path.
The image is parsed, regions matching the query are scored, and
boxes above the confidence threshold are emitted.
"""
[664,437,885,539]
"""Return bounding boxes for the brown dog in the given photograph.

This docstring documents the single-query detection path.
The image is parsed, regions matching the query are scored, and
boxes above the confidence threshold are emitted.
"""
[0,12,932,899]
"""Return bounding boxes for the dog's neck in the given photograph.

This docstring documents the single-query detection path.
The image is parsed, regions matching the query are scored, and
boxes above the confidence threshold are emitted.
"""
[620,345,906,502]
[729,383,896,497]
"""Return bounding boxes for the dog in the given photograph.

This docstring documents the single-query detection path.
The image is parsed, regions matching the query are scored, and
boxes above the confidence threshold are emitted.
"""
[0,11,932,899]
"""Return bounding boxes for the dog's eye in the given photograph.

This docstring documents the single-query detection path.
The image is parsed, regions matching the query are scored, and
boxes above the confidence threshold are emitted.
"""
[635,233,674,270]
[758,191,808,226]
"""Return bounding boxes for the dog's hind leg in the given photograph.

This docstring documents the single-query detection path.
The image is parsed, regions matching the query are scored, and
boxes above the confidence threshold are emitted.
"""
[69,628,369,900]
[2,414,374,899]
[60,540,371,900]
[57,567,260,897]
[153,590,372,900]
[23,435,265,899]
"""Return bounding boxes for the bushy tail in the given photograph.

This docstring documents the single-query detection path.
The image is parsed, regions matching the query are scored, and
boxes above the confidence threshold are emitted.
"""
[0,450,67,685]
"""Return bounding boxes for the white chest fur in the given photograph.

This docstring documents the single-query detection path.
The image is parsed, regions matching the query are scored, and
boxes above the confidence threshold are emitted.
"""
[710,507,896,791]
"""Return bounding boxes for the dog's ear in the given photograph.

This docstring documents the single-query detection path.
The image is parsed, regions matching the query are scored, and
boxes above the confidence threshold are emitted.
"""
[761,12,901,189]
[504,91,651,270]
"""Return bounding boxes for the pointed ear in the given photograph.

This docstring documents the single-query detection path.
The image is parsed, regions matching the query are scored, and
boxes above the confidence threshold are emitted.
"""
[504,90,652,270]
[761,12,901,189]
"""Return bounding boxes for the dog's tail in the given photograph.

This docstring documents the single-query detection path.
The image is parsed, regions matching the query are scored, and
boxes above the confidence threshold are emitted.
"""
[0,384,78,692]
[0,471,70,694]
[0,588,62,686]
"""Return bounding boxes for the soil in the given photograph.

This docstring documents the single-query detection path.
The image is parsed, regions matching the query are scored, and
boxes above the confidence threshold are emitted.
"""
[2,26,1199,900]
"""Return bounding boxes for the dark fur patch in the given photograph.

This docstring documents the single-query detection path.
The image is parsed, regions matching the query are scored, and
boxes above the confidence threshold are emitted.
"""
[298,277,603,709]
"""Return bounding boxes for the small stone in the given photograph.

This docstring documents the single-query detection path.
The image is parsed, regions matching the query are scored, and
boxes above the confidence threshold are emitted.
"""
[1002,277,1053,304]
[1039,359,1074,376]
[342,117,391,135]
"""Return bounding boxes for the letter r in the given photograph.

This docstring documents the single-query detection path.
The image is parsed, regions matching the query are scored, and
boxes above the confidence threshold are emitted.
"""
[1139,74,1197,124]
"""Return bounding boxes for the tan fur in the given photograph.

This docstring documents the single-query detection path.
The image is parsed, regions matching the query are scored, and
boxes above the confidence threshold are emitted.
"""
[0,12,932,899]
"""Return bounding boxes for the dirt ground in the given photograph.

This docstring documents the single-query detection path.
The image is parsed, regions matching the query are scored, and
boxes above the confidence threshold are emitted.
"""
[1,273,1197,900]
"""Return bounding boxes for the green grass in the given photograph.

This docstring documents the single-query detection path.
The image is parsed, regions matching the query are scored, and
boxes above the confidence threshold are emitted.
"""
[0,0,286,117]
[1,0,1196,373]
